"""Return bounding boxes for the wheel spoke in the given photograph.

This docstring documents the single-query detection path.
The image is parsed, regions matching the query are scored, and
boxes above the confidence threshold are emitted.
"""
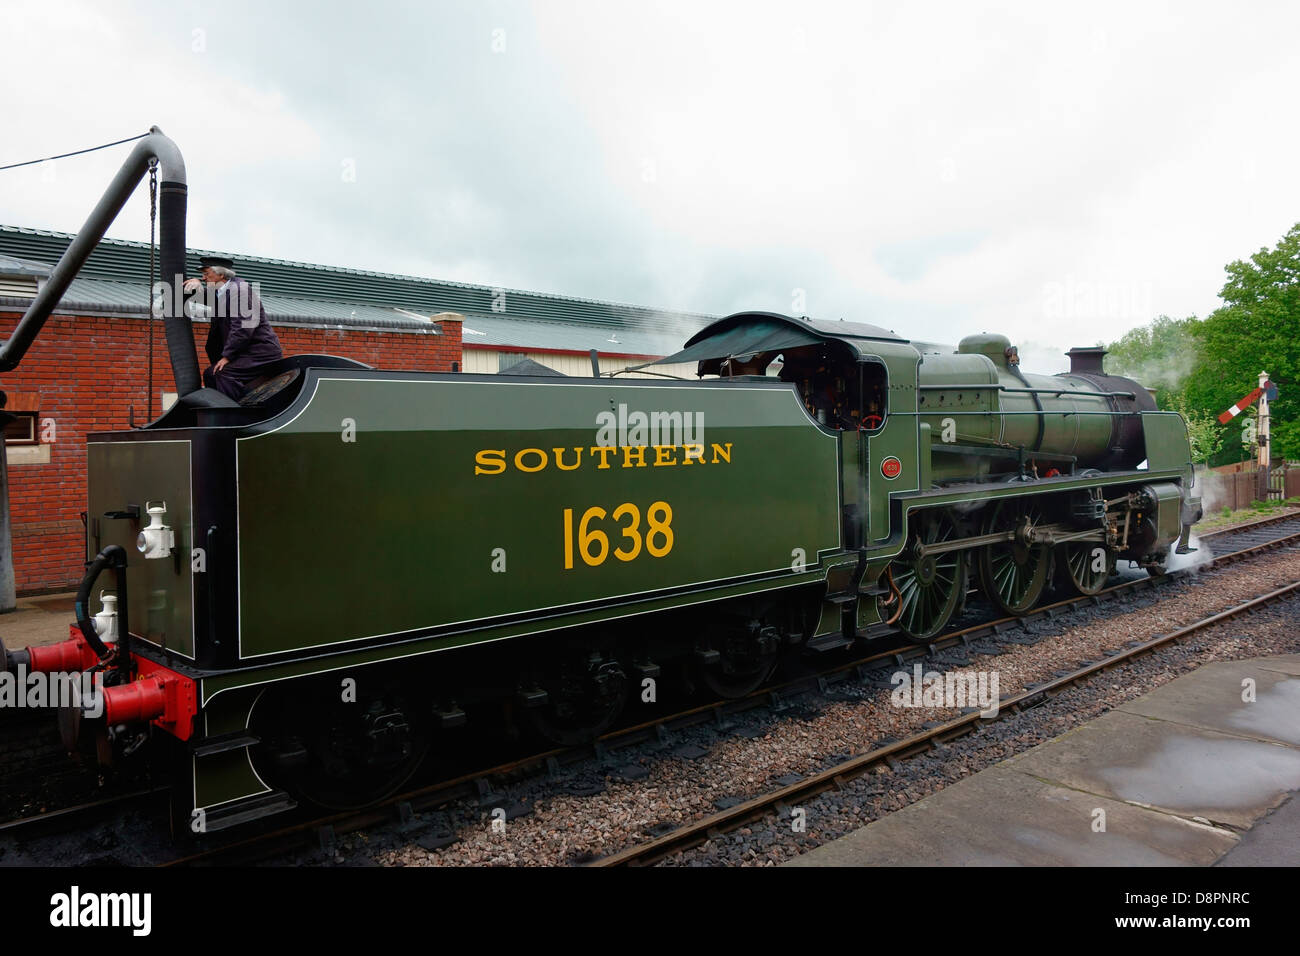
[1061,541,1110,597]
[890,510,965,642]
[980,501,1048,615]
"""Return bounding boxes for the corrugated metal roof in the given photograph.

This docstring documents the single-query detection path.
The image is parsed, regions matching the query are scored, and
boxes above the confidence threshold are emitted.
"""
[0,225,717,345]
[459,314,684,356]
[0,275,440,332]
[0,253,52,278]
[50,275,147,311]
[263,293,438,330]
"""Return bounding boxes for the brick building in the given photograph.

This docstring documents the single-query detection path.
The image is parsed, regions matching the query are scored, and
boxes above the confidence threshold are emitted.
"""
[0,226,715,594]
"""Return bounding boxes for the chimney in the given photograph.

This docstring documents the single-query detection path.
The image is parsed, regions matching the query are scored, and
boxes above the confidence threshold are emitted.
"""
[1066,346,1106,375]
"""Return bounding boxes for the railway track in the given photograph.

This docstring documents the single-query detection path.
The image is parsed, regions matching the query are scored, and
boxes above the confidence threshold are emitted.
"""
[0,787,169,846]
[591,576,1300,866]
[150,515,1300,866]
[1192,509,1300,550]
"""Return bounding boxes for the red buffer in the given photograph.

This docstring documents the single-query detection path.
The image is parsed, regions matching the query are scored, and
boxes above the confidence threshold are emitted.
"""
[21,625,197,741]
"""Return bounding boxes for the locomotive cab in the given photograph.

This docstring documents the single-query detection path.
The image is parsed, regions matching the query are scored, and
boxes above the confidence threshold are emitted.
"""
[777,349,888,432]
[669,311,900,433]
[714,343,888,432]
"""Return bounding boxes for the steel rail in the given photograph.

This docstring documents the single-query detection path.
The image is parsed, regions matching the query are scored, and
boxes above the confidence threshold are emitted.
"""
[0,787,169,842]
[591,577,1300,866]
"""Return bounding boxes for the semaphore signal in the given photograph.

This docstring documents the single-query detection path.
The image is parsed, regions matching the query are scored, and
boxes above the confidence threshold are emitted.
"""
[1218,377,1277,424]
[1220,372,1280,498]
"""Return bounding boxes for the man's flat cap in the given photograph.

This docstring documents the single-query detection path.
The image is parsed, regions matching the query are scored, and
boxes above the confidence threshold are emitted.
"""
[199,255,235,270]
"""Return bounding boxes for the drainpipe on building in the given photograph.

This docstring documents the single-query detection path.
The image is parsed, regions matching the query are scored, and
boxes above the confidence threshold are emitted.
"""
[0,401,14,612]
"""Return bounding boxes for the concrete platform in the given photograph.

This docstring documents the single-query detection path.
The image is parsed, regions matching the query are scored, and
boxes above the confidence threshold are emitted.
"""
[0,592,77,650]
[787,654,1300,866]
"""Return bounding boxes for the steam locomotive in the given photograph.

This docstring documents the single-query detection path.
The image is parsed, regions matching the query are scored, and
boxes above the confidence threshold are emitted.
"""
[0,129,1201,832]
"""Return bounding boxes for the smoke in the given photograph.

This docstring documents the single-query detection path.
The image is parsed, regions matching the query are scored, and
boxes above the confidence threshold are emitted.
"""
[642,309,715,352]
[1197,475,1231,518]
[1109,348,1199,398]
[1167,532,1213,573]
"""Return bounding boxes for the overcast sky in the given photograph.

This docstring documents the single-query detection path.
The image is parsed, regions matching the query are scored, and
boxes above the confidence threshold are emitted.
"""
[3,0,1298,370]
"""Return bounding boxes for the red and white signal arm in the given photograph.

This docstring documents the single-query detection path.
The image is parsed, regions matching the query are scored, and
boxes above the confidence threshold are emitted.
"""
[1219,380,1277,424]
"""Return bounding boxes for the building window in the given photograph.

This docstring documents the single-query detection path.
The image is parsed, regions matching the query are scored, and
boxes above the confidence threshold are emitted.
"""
[4,411,37,444]
[3,394,39,445]
[498,353,524,372]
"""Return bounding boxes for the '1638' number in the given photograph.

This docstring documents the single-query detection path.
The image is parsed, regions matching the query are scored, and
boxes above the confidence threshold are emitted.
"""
[563,501,674,569]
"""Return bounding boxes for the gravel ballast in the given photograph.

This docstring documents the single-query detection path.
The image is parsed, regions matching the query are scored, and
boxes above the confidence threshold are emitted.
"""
[352,548,1300,867]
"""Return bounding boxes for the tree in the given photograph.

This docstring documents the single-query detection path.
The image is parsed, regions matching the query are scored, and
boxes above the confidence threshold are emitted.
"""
[1168,395,1224,465]
[1183,223,1300,464]
[1104,315,1200,409]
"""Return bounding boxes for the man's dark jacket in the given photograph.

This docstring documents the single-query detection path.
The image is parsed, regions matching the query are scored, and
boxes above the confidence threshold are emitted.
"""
[204,276,283,368]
